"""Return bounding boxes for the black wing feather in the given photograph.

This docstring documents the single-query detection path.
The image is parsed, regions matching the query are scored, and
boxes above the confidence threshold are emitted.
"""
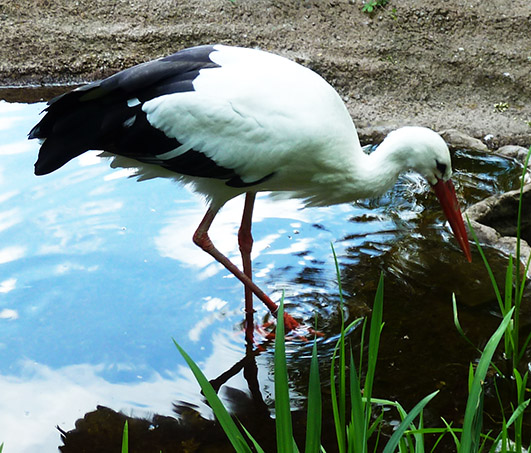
[30,45,249,183]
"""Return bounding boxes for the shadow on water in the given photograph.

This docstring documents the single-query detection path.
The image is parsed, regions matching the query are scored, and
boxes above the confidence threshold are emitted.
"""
[1,86,530,452]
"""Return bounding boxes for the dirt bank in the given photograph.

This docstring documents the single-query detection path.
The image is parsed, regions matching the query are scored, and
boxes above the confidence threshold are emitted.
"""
[0,0,530,147]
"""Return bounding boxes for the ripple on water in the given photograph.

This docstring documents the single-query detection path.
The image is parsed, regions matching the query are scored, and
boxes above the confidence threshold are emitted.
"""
[0,89,528,452]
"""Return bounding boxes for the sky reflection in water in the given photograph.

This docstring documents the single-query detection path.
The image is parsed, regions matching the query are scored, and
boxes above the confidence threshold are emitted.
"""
[0,98,524,452]
[0,100,368,451]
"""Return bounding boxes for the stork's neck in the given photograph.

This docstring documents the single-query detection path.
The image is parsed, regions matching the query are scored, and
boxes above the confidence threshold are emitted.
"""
[300,138,413,207]
[352,138,412,199]
[292,127,441,207]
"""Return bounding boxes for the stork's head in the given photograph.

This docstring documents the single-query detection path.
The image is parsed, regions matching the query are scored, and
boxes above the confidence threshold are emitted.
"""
[385,126,452,185]
[386,127,472,262]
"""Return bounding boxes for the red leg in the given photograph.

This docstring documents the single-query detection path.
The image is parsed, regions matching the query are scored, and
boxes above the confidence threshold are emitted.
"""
[193,200,300,334]
[238,193,256,341]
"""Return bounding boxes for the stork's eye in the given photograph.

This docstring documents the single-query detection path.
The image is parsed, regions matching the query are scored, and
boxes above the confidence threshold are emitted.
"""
[436,160,447,176]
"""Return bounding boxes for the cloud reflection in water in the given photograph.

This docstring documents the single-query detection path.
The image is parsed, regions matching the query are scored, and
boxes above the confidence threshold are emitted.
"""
[0,99,351,451]
[0,328,249,453]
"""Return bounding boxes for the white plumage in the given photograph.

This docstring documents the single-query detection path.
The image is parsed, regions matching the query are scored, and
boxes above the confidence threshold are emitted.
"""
[29,44,471,338]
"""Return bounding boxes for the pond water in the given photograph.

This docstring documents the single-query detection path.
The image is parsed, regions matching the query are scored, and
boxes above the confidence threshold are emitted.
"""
[0,88,528,452]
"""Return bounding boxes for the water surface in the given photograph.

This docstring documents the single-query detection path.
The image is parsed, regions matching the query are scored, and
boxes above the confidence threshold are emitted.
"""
[0,89,527,452]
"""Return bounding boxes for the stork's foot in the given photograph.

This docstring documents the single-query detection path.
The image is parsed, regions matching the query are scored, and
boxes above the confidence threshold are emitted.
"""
[283,311,300,332]
[258,313,323,342]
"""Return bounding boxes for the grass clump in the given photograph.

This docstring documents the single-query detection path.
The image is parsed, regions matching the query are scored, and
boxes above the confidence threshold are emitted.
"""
[167,271,518,453]
[362,0,390,13]
[458,146,531,370]
[171,267,438,452]
[452,145,531,452]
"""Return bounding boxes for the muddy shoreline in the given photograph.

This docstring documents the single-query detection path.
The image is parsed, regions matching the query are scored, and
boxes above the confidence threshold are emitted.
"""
[1,0,530,147]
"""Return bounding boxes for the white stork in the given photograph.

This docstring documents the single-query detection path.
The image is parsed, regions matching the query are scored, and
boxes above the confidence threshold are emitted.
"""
[29,44,472,338]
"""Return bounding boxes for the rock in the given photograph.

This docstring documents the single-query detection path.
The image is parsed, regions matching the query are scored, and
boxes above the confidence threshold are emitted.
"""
[357,125,397,146]
[496,145,531,164]
[495,145,531,183]
[438,129,488,152]
[465,184,531,278]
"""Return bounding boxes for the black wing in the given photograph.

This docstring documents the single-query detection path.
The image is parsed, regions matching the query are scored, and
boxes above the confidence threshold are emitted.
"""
[29,45,254,184]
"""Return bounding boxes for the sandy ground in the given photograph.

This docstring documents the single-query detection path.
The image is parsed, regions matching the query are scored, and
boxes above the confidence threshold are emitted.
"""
[0,0,530,148]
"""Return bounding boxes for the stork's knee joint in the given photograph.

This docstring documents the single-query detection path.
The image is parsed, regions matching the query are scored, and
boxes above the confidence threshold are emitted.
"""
[238,229,253,255]
[193,230,214,252]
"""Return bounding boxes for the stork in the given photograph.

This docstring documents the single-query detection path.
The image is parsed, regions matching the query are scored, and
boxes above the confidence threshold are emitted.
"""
[29,44,472,339]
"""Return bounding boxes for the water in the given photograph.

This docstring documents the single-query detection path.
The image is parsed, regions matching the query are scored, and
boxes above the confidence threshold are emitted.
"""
[0,89,527,452]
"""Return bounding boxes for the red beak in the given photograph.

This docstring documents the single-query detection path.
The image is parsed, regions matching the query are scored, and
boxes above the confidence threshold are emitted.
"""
[432,178,472,262]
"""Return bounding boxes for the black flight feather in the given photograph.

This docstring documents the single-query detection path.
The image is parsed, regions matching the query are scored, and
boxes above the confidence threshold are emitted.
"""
[30,45,259,185]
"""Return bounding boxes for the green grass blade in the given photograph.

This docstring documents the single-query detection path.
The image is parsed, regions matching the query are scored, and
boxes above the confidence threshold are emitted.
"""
[121,420,128,453]
[413,412,425,453]
[240,425,267,453]
[173,339,252,453]
[515,369,527,402]
[495,423,509,453]
[275,297,296,453]
[330,338,346,453]
[460,308,514,452]
[428,425,452,452]
[505,399,530,428]
[367,410,384,440]
[452,294,479,351]
[510,369,528,452]
[477,429,492,453]
[466,217,504,311]
[467,362,475,394]
[471,379,485,451]
[339,336,347,448]
[441,418,460,451]
[0,442,3,453]
[365,272,384,403]
[331,243,345,308]
[510,146,531,369]
[516,254,531,363]
[358,318,368,378]
[349,348,366,452]
[515,258,531,361]
[339,334,347,448]
[514,147,531,327]
[503,256,513,314]
[331,243,347,453]
[332,245,347,447]
[381,390,439,453]
[305,338,323,453]
[454,297,504,378]
[503,257,515,359]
